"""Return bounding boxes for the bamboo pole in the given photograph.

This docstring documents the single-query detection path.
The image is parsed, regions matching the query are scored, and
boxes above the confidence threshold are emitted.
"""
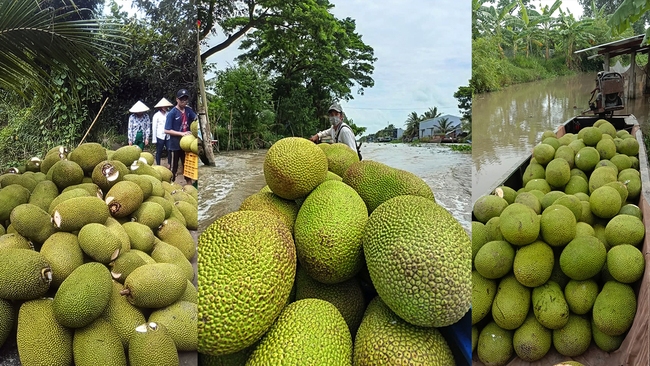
[78,97,109,148]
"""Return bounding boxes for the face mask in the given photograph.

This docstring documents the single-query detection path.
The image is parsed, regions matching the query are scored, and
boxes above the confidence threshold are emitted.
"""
[329,116,341,126]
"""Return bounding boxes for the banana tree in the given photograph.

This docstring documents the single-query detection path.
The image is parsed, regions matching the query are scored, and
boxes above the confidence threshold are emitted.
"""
[609,0,650,44]
[534,0,562,60]
[556,9,595,69]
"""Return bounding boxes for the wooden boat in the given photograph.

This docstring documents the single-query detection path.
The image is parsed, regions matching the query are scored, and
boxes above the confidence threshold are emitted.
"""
[473,114,650,366]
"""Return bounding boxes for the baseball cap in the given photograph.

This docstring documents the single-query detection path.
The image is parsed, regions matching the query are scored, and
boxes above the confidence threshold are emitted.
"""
[328,102,342,113]
[176,89,190,99]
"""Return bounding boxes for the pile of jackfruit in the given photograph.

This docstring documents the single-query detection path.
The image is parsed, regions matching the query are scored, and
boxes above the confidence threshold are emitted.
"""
[472,120,646,365]
[197,138,472,365]
[0,142,198,365]
[180,121,200,155]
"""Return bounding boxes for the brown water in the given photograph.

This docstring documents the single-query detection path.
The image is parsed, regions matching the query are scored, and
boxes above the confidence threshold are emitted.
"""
[198,143,472,234]
[472,72,650,203]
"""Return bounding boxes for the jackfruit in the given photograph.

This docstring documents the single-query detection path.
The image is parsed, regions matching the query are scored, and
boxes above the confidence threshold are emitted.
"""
[9,203,56,245]
[477,321,513,366]
[564,279,598,315]
[472,270,497,325]
[554,146,575,168]
[264,137,328,200]
[523,162,546,186]
[541,204,576,247]
[156,219,196,260]
[294,180,366,283]
[247,299,352,366]
[150,240,194,282]
[17,298,73,366]
[109,250,150,283]
[49,159,85,191]
[146,196,173,218]
[552,314,591,357]
[514,191,542,213]
[513,313,552,362]
[123,173,153,200]
[122,221,155,252]
[553,194,582,221]
[593,281,636,336]
[78,223,122,263]
[174,201,198,230]
[0,233,31,250]
[589,185,621,219]
[28,179,59,212]
[101,280,146,348]
[499,203,540,246]
[559,235,606,280]
[596,138,617,160]
[53,262,112,328]
[294,266,364,335]
[0,184,31,222]
[541,190,565,210]
[239,191,298,233]
[472,221,490,261]
[604,214,644,247]
[532,281,569,329]
[40,150,66,174]
[0,248,51,300]
[72,317,126,366]
[525,178,551,194]
[111,145,142,167]
[148,301,197,351]
[574,147,599,171]
[546,158,571,188]
[611,153,632,171]
[47,187,91,215]
[105,180,144,218]
[592,320,625,352]
[129,160,162,181]
[179,280,197,303]
[52,196,110,232]
[513,240,554,287]
[474,240,515,279]
[105,216,131,252]
[128,322,179,366]
[68,143,108,175]
[153,165,174,182]
[92,160,128,193]
[130,201,166,229]
[607,244,644,283]
[40,232,84,287]
[323,142,359,177]
[492,275,531,330]
[363,195,470,327]
[197,210,296,356]
[494,185,517,204]
[120,263,186,308]
[533,143,555,165]
[618,136,639,156]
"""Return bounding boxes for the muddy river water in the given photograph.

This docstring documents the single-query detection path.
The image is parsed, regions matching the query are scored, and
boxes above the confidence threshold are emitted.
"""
[197,142,472,234]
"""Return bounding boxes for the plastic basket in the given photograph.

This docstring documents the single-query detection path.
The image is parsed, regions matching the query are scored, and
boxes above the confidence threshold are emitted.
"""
[184,152,199,180]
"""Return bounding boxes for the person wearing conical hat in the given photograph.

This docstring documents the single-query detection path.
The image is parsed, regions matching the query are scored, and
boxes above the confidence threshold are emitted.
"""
[152,97,173,167]
[128,100,151,150]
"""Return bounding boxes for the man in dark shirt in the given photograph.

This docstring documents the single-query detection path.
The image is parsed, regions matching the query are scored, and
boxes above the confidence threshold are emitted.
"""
[165,89,197,185]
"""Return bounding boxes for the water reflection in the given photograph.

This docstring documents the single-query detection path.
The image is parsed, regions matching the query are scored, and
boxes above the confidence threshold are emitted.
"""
[472,72,650,203]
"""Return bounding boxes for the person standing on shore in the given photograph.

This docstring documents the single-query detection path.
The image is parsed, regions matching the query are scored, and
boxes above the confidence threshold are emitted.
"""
[152,97,173,167]
[165,89,196,185]
[127,101,151,150]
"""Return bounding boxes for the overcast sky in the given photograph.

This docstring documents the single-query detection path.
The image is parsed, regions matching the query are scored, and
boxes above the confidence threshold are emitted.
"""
[111,1,471,135]
[536,0,583,17]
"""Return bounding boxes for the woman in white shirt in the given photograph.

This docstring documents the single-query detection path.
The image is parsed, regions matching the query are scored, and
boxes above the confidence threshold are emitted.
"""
[152,97,173,166]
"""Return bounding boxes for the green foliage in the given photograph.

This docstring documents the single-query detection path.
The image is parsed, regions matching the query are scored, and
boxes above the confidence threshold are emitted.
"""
[449,144,472,152]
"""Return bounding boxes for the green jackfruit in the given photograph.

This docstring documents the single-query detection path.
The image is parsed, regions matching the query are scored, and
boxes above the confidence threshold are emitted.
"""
[174,200,198,230]
[607,244,644,283]
[363,195,470,327]
[239,191,298,233]
[294,180,367,283]
[513,240,554,287]
[513,313,552,362]
[146,196,173,218]
[0,184,31,222]
[552,314,591,357]
[130,201,166,229]
[541,204,576,247]
[40,232,84,287]
[101,280,146,348]
[49,159,85,191]
[472,221,490,261]
[514,191,542,213]
[111,145,142,167]
[532,281,569,329]
[472,270,497,325]
[53,262,112,328]
[0,233,31,250]
[593,281,636,336]
[492,275,531,330]
[104,216,131,252]
[122,221,155,252]
[546,158,571,187]
[120,263,186,308]
[52,196,110,232]
[523,162,546,186]
[533,143,555,165]
[28,180,59,212]
[40,150,66,174]
[47,188,91,215]
[68,143,108,176]
[153,165,174,182]
[10,203,57,244]
[128,322,179,366]
[156,218,196,260]
[342,160,435,213]
[559,236,606,280]
[91,160,128,193]
[474,240,515,279]
[477,321,513,366]
[323,142,360,177]
[592,320,625,352]
[0,248,51,300]
[62,182,103,198]
[123,174,153,200]
[0,298,13,349]
[499,203,540,245]
[179,280,197,304]
[247,299,352,366]
[129,160,162,181]
[564,279,598,315]
[78,223,122,263]
[105,180,144,218]
[17,298,73,366]
[197,211,296,356]
[605,214,645,247]
[148,301,197,351]
[109,250,150,283]
[150,240,194,282]
[473,194,508,223]
[72,317,126,366]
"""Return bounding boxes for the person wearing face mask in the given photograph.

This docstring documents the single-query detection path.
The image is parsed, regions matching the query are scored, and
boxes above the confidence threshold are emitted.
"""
[309,103,359,155]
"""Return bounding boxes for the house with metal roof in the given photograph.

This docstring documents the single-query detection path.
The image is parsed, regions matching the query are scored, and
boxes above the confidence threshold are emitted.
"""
[419,114,463,140]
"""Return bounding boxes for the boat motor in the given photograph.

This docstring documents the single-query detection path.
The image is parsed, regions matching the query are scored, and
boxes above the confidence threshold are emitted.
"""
[587,71,624,117]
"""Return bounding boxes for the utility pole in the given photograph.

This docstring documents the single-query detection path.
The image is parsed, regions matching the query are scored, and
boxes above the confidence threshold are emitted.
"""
[196,19,216,166]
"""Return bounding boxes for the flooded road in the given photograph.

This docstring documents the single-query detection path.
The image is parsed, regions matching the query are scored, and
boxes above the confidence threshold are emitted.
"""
[472,72,650,203]
[198,142,472,234]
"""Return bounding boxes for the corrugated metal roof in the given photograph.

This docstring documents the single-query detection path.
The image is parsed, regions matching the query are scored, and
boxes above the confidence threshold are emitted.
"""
[574,34,645,55]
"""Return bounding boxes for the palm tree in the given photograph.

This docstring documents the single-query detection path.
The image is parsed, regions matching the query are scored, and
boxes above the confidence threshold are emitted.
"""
[404,111,421,139]
[434,117,457,136]
[421,107,442,120]
[0,1,124,102]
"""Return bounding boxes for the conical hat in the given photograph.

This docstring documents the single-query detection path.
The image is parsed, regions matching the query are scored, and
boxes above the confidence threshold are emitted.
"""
[129,101,150,113]
[154,98,173,108]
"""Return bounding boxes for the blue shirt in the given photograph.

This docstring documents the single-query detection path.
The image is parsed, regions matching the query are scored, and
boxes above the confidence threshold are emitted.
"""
[165,106,197,151]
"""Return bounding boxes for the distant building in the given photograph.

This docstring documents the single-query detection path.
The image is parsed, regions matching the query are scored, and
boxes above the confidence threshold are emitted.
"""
[419,115,463,140]
[392,127,404,140]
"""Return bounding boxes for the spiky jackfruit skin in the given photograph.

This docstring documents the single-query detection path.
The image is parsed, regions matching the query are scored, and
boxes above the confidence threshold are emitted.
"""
[52,196,110,232]
[40,150,66,174]
[146,196,173,218]
[343,160,435,213]
[149,301,197,351]
[73,318,126,366]
[151,240,194,282]
[111,145,142,167]
[295,266,365,336]
[197,211,296,356]
[47,188,91,215]
[128,323,179,366]
[174,200,198,230]
[246,299,352,366]
[0,184,31,222]
[130,201,166,229]
[324,142,360,177]
[156,219,196,260]
[105,180,144,218]
[239,191,299,234]
[17,298,73,366]
[101,281,146,348]
[154,165,174,182]
[68,143,108,176]
[40,232,84,287]
[472,194,508,223]
[353,297,453,366]
[477,321,514,366]
[532,281,570,330]
[513,313,552,362]
[49,159,85,191]
[123,174,153,200]
[0,248,51,300]
[363,195,471,327]
[122,221,155,252]
[138,174,164,196]
[492,275,531,330]
[552,314,591,357]
[472,270,497,325]
[130,160,162,181]
[513,240,554,287]
[294,180,367,283]
[105,216,131,252]
[10,203,57,245]
[78,223,122,263]
[592,281,637,336]
[263,137,328,200]
[0,233,28,250]
[110,250,149,283]
[122,263,186,308]
[53,262,112,328]
[92,160,128,193]
[28,180,59,212]
[0,298,15,348]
